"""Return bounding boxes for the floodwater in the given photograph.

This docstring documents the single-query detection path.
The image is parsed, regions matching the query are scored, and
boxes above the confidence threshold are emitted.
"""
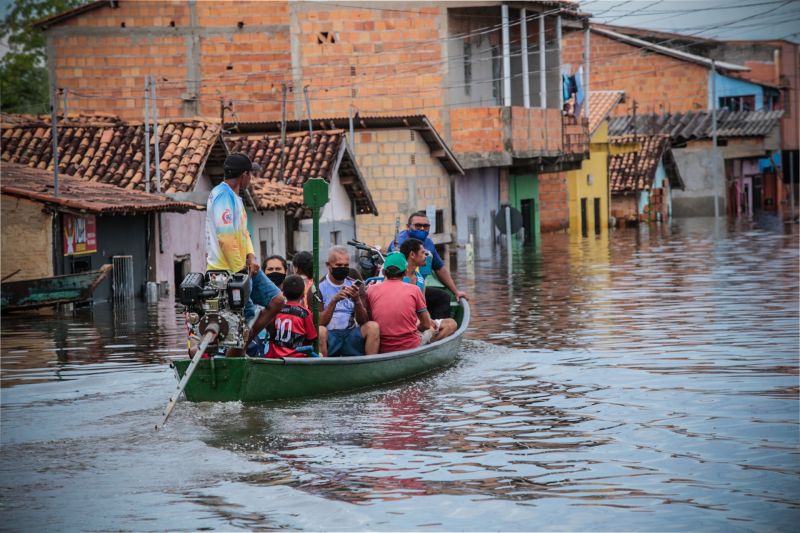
[1,216,798,532]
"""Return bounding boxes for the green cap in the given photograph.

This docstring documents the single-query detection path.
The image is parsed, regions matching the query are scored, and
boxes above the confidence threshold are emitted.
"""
[383,251,407,274]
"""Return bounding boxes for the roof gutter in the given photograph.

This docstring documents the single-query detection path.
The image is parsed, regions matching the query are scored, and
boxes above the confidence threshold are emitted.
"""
[592,27,749,72]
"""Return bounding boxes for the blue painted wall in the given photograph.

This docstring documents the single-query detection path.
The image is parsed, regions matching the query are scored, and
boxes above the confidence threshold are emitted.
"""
[709,73,765,111]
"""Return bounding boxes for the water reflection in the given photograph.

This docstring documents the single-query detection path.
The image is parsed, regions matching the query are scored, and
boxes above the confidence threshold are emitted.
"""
[1,216,798,531]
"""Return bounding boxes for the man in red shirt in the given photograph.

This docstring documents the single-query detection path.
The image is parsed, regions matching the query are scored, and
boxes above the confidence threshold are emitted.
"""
[267,275,318,358]
[366,252,434,353]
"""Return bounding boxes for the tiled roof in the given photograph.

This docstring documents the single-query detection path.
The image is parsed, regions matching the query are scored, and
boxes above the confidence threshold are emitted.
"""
[1,162,198,215]
[1,114,221,193]
[227,130,377,215]
[588,91,625,135]
[608,109,784,141]
[231,115,464,175]
[609,134,676,193]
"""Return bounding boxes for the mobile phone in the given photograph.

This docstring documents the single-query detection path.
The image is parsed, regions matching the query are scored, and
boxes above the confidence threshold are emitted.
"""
[352,279,364,288]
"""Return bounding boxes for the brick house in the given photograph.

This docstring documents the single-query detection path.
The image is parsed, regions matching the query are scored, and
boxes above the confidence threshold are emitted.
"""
[1,161,195,302]
[608,134,684,223]
[225,129,378,268]
[609,110,784,217]
[2,115,375,297]
[227,115,461,252]
[36,0,590,248]
[563,24,790,216]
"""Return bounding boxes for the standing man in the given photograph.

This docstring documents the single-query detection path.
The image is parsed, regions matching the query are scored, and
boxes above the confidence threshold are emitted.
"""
[318,246,380,356]
[388,211,468,318]
[207,153,284,350]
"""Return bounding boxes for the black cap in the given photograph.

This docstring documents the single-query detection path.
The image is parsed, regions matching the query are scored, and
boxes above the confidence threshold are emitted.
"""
[224,152,258,178]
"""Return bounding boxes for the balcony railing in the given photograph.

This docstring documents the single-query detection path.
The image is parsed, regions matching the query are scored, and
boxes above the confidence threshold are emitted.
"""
[449,106,589,169]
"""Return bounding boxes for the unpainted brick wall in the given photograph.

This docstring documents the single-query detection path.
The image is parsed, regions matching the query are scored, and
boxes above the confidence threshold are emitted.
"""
[352,129,451,247]
[562,31,709,116]
[538,171,569,232]
[1,196,54,280]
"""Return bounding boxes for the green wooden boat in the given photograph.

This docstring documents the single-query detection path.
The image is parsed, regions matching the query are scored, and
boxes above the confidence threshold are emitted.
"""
[0,264,112,312]
[169,299,470,402]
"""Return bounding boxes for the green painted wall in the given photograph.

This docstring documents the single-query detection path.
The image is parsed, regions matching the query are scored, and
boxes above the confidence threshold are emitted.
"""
[509,173,540,244]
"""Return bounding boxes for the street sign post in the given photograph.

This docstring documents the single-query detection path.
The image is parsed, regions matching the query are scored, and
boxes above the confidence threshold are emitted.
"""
[303,178,329,353]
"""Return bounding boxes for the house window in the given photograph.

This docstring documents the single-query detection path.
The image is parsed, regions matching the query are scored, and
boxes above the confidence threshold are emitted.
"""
[492,45,502,103]
[259,227,273,264]
[330,230,341,245]
[765,89,781,111]
[719,95,755,112]
[435,209,444,235]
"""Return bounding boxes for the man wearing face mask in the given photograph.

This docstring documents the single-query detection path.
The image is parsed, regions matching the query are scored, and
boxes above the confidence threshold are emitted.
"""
[318,246,380,356]
[388,211,468,319]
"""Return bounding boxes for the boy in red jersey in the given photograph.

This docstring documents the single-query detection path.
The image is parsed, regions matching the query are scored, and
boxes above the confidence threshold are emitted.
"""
[267,275,318,358]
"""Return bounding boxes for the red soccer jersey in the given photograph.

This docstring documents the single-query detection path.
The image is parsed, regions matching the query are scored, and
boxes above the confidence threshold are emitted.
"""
[268,302,318,358]
[367,279,427,353]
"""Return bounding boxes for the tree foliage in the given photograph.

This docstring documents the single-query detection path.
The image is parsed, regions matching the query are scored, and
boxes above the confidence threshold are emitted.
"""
[0,0,85,114]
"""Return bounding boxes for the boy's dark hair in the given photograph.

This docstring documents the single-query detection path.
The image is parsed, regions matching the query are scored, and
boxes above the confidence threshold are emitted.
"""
[291,251,313,278]
[400,237,424,258]
[407,210,427,224]
[282,275,306,301]
[384,267,405,280]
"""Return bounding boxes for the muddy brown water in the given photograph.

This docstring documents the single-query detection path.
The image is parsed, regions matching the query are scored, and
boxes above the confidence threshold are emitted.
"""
[1,216,798,531]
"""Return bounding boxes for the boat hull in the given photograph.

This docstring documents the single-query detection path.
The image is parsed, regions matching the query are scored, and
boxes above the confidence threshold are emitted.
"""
[171,300,469,402]
[0,264,112,312]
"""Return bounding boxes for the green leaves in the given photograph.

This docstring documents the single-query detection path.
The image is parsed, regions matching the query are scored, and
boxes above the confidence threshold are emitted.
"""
[0,0,84,113]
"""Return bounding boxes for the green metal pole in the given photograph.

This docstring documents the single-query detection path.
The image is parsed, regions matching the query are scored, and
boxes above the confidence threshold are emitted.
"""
[311,206,320,353]
[303,178,329,355]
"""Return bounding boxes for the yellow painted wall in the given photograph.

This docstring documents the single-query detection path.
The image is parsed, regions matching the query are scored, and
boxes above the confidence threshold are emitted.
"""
[1,196,54,280]
[567,121,610,235]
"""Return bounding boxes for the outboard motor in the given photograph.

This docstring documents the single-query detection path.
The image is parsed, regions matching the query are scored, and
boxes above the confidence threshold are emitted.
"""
[179,270,249,350]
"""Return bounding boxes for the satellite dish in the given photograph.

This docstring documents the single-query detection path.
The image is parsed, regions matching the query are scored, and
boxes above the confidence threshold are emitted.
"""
[494,206,523,235]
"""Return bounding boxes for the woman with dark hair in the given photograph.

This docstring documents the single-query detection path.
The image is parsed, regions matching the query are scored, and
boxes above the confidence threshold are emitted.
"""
[291,251,315,308]
[262,254,288,288]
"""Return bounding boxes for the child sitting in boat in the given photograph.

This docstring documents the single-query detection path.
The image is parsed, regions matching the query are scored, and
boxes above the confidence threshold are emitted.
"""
[248,275,318,358]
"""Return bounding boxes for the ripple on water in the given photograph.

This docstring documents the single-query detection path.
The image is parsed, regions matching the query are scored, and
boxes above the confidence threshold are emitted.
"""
[1,216,798,531]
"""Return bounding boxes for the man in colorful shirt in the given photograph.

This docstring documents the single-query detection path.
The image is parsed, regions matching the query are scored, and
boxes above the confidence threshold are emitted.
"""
[207,153,283,348]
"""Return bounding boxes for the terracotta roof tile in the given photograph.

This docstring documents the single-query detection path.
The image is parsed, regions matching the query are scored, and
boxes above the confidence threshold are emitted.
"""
[588,91,625,135]
[1,114,220,194]
[228,130,377,215]
[609,134,670,193]
[1,162,197,215]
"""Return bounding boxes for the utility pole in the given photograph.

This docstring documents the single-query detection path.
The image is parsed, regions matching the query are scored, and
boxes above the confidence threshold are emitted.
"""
[280,83,287,182]
[144,76,151,194]
[583,20,590,120]
[151,76,161,193]
[711,60,720,217]
[49,79,60,197]
[303,85,315,149]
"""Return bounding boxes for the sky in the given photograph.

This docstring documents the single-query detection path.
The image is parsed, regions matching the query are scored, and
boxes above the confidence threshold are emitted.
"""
[0,0,798,58]
[581,0,800,42]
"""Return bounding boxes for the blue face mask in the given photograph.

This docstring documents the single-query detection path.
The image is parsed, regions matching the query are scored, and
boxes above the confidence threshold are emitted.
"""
[407,229,429,241]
